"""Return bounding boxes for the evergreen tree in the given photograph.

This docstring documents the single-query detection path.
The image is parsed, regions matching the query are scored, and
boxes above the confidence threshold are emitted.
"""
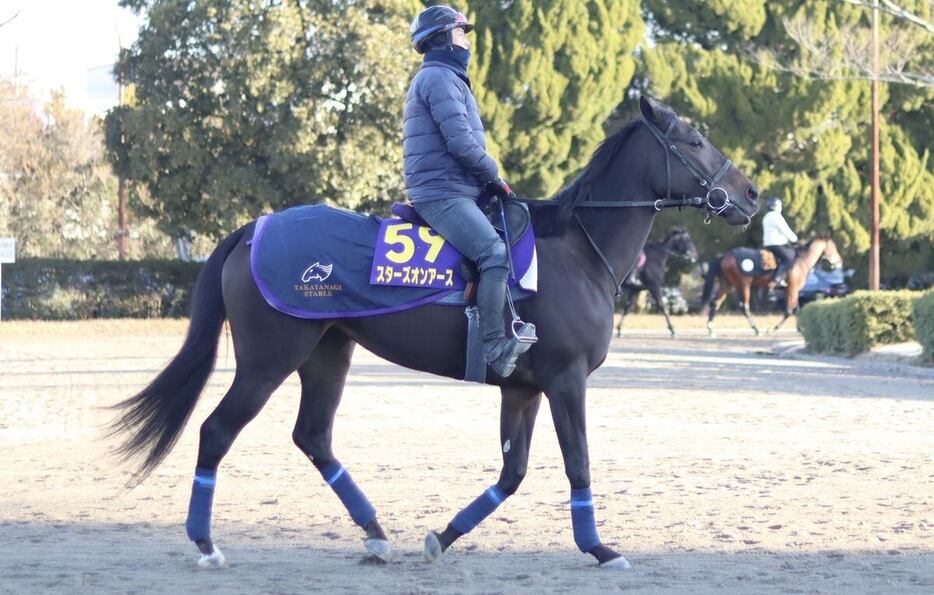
[463,0,644,197]
[108,0,421,239]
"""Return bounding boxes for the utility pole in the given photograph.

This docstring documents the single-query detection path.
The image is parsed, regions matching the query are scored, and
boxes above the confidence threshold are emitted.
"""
[869,0,881,290]
[115,26,128,261]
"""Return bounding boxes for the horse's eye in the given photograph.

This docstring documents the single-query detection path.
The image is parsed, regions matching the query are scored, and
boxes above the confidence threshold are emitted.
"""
[690,139,703,148]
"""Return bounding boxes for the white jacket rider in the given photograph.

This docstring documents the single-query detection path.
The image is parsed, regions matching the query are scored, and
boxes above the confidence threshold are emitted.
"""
[762,197,797,283]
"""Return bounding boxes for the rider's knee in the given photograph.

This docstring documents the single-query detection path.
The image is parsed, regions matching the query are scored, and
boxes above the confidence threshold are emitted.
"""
[476,238,508,274]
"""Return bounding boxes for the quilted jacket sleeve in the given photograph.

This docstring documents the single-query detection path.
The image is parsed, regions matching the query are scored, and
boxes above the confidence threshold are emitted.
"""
[422,70,499,183]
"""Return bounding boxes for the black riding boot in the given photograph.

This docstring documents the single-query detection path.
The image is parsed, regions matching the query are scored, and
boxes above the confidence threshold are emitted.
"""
[773,264,788,287]
[478,274,532,377]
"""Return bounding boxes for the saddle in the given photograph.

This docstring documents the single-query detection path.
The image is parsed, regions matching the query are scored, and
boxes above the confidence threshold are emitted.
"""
[734,247,779,277]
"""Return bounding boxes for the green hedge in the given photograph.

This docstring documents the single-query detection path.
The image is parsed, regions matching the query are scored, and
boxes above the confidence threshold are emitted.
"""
[1,259,202,320]
[798,290,920,355]
[913,290,934,362]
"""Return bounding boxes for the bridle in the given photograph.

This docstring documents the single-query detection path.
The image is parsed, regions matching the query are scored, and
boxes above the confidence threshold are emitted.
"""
[574,117,737,220]
[571,116,741,296]
[641,117,737,224]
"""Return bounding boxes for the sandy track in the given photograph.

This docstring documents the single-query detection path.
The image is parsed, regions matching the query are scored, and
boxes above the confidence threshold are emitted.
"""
[1,319,932,593]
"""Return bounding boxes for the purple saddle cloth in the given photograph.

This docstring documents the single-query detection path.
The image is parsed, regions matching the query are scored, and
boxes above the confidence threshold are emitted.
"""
[250,204,537,320]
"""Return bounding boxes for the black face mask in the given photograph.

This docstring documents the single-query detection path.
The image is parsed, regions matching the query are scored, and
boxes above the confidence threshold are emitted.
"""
[425,46,471,76]
[450,47,471,71]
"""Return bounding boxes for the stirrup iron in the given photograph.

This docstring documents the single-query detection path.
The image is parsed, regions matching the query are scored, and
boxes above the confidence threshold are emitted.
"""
[495,196,538,348]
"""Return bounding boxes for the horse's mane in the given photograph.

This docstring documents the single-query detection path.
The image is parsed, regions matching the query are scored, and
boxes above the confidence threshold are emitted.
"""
[521,119,642,237]
[795,237,825,255]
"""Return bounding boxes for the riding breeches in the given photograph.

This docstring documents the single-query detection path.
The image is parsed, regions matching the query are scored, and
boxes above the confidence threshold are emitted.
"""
[413,197,509,282]
[766,245,795,269]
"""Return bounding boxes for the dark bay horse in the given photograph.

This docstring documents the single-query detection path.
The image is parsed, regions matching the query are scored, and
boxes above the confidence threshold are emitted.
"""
[702,237,843,335]
[111,97,758,570]
[615,227,698,337]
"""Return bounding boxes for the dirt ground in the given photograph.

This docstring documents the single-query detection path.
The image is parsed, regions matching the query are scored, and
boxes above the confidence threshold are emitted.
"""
[1,316,932,594]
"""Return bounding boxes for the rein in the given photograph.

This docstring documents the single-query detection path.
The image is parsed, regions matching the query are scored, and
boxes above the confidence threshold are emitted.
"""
[570,117,737,297]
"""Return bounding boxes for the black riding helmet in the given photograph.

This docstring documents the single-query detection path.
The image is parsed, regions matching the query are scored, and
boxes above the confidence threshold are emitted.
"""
[410,5,473,54]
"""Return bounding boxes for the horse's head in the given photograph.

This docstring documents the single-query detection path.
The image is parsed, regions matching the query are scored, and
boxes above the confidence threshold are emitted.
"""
[665,226,699,263]
[639,96,758,226]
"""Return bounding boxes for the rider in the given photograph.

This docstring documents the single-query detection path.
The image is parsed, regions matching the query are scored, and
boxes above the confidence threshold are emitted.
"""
[404,5,532,377]
[762,196,798,286]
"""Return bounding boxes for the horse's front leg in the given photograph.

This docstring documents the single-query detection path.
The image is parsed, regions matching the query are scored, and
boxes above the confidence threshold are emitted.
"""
[546,368,631,569]
[615,291,633,338]
[424,387,541,562]
[772,284,798,332]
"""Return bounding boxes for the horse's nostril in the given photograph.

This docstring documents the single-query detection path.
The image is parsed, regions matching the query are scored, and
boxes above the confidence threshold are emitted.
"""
[747,186,759,201]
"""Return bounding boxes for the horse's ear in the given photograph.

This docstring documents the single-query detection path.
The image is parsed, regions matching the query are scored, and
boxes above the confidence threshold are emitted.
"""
[640,96,670,126]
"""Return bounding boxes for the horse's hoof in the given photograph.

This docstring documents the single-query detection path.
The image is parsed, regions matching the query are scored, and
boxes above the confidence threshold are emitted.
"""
[599,555,632,570]
[423,531,443,563]
[365,538,393,563]
[197,546,226,569]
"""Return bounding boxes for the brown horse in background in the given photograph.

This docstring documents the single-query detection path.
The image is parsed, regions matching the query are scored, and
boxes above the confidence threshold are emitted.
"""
[702,237,843,335]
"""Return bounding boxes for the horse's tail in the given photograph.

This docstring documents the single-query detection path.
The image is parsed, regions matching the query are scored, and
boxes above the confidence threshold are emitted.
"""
[110,224,250,483]
[701,256,722,306]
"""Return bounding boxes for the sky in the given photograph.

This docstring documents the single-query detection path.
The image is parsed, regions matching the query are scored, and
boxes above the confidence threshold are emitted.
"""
[0,0,142,115]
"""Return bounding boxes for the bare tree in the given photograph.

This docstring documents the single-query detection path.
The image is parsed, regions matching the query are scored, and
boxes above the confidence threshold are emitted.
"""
[752,0,934,87]
[840,0,934,34]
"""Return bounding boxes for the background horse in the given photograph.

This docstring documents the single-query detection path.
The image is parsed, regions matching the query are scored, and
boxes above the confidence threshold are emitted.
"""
[614,227,698,337]
[111,97,758,571]
[702,237,843,335]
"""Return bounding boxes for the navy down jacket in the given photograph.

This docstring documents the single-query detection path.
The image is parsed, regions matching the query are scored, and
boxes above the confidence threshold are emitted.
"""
[403,61,499,204]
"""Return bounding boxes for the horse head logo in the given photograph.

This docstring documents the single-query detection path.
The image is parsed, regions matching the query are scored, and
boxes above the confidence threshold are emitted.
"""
[301,262,333,283]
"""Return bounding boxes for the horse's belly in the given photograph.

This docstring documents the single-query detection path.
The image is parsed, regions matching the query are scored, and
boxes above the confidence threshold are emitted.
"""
[336,305,470,382]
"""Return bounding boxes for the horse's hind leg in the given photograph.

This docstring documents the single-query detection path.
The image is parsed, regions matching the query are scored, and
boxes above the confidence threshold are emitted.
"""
[186,318,325,568]
[424,387,542,562]
[291,330,391,561]
[707,284,728,337]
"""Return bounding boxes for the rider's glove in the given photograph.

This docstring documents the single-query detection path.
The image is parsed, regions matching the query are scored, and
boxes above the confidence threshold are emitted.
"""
[484,177,517,201]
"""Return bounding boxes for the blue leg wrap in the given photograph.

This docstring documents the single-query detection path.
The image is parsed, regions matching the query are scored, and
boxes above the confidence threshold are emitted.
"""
[570,487,601,552]
[185,467,216,542]
[319,460,376,528]
[450,485,507,535]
